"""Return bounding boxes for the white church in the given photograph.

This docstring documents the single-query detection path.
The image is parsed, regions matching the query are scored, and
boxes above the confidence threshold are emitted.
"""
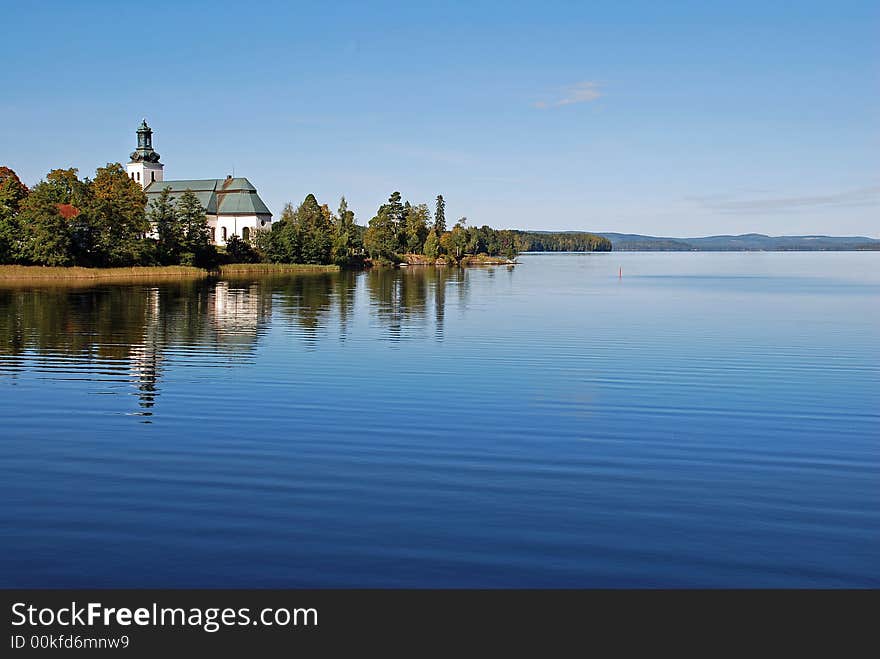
[126,120,273,245]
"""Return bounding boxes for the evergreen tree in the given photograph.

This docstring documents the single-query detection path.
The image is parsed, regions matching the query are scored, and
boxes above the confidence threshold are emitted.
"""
[296,193,333,264]
[332,196,360,265]
[149,187,183,265]
[267,203,301,263]
[176,189,215,267]
[433,194,446,234]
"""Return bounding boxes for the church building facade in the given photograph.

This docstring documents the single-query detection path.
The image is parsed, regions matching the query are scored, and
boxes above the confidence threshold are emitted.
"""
[127,120,273,245]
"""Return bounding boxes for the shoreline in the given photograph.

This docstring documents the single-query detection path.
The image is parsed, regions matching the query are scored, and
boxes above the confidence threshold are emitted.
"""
[0,265,208,284]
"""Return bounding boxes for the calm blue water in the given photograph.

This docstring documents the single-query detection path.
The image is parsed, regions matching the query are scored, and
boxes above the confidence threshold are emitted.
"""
[1,253,877,587]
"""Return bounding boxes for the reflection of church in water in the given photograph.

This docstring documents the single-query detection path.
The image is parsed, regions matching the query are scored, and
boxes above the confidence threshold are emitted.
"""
[125,283,271,416]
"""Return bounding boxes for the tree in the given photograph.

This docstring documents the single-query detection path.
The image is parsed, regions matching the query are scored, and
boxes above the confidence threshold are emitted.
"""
[433,194,446,234]
[266,203,301,263]
[296,193,333,264]
[149,187,183,265]
[43,168,90,207]
[364,205,399,262]
[0,166,29,264]
[423,229,441,259]
[332,196,360,265]
[87,163,150,266]
[176,189,216,267]
[0,166,30,215]
[440,219,468,261]
[224,234,258,263]
[18,185,72,266]
[466,225,484,255]
[404,203,430,254]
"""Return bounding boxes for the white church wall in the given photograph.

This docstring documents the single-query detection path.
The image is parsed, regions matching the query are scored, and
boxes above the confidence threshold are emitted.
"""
[208,215,272,245]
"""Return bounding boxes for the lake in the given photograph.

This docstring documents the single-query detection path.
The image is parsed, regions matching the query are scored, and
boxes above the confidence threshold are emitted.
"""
[1,252,877,587]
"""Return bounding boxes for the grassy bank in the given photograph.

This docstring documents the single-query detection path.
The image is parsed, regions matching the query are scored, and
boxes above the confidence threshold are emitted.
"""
[218,263,340,275]
[0,265,208,284]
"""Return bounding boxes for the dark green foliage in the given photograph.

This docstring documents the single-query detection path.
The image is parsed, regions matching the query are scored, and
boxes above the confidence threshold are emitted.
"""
[224,234,259,263]
[259,195,336,265]
[405,203,430,254]
[87,163,151,266]
[364,205,400,262]
[433,194,446,234]
[298,194,333,264]
[18,187,72,266]
[176,189,217,268]
[331,196,361,265]
[149,187,183,265]
[440,220,469,260]
[0,167,31,264]
[513,231,612,252]
[423,229,441,259]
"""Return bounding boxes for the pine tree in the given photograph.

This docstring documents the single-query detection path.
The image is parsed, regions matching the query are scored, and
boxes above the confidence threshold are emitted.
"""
[433,194,446,234]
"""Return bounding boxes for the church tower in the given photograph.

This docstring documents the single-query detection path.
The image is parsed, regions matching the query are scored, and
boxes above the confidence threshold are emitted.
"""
[126,119,163,188]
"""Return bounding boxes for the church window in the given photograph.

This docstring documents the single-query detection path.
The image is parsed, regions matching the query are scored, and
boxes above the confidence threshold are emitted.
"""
[210,227,216,242]
[151,172,155,182]
[136,171,140,182]
[222,227,228,241]
[242,227,250,240]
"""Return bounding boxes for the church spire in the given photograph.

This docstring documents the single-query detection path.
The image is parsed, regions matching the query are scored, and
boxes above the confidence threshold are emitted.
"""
[130,119,161,163]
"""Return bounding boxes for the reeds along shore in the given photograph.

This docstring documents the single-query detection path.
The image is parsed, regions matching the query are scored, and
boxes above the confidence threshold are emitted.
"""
[0,265,208,282]
[0,263,343,285]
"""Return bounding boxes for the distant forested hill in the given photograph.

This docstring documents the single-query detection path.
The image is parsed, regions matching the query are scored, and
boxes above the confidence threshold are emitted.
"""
[514,231,612,252]
[597,233,880,251]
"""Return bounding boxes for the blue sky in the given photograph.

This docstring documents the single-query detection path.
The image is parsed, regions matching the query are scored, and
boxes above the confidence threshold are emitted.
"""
[2,0,877,236]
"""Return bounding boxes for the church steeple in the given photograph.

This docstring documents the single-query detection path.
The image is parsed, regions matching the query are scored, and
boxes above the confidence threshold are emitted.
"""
[130,119,161,163]
[126,119,164,188]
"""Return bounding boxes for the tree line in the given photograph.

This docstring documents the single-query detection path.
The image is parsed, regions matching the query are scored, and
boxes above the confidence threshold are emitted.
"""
[0,164,217,267]
[513,231,612,252]
[361,192,518,263]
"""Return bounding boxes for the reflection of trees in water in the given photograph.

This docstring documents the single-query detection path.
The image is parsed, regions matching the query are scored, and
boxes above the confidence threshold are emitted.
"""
[0,268,470,416]
[365,267,465,342]
[0,280,270,416]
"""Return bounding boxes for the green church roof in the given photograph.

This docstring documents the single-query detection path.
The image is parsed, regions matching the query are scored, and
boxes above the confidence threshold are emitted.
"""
[144,178,271,216]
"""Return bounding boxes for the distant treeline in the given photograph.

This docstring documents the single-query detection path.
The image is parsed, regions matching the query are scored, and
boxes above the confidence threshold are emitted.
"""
[597,232,880,251]
[513,231,612,252]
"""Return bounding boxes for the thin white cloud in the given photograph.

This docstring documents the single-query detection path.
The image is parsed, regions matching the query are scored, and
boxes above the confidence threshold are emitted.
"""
[534,81,603,109]
[688,185,880,214]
